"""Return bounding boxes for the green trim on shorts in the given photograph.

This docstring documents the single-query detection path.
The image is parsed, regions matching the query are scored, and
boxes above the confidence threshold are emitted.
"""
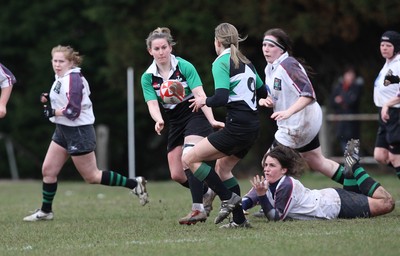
[193,163,211,182]
[223,177,238,189]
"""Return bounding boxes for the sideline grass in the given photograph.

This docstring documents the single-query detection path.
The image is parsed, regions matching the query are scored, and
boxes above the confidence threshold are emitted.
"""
[0,172,399,256]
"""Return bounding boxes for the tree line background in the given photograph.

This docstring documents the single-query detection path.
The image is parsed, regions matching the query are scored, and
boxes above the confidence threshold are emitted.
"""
[0,0,399,180]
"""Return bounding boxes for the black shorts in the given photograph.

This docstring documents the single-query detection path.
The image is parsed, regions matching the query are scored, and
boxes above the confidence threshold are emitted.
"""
[375,107,400,154]
[52,124,96,156]
[207,126,259,159]
[272,134,320,153]
[167,111,213,152]
[335,188,371,218]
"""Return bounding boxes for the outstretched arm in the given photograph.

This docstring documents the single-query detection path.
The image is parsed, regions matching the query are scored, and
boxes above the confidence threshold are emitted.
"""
[271,96,313,121]
[250,175,280,221]
[191,86,224,129]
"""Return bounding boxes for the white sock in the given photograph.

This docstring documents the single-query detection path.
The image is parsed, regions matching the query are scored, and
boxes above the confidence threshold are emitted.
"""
[192,203,205,212]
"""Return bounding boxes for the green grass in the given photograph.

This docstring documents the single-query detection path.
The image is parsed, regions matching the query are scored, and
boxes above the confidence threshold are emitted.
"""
[1,172,400,256]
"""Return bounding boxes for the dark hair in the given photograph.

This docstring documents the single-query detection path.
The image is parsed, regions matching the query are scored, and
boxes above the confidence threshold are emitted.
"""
[261,145,305,177]
[263,28,315,78]
[263,28,293,55]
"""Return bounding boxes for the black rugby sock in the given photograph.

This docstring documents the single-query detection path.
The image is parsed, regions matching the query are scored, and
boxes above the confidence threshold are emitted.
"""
[100,170,137,189]
[331,165,345,184]
[354,167,380,197]
[185,169,203,204]
[224,179,246,224]
[41,182,57,213]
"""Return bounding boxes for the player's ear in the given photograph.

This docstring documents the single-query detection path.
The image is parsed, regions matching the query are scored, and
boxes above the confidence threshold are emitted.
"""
[147,48,153,56]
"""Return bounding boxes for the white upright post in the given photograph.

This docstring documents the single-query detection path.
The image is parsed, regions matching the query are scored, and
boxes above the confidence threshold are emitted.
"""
[127,67,135,178]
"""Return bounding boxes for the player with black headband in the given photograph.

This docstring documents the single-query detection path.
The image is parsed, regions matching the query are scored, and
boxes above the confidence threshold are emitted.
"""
[373,30,400,179]
[246,28,363,217]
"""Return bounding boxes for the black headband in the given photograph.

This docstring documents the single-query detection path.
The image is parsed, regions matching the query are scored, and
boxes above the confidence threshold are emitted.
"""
[263,38,286,52]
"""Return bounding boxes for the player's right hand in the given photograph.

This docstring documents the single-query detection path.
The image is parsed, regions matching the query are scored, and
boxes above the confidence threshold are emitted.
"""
[384,75,400,86]
[40,93,50,103]
[155,120,164,135]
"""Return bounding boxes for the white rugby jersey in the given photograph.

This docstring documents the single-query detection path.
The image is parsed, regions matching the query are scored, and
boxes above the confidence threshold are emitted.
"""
[373,54,400,107]
[261,175,341,220]
[48,68,94,126]
[264,52,322,148]
[0,63,16,88]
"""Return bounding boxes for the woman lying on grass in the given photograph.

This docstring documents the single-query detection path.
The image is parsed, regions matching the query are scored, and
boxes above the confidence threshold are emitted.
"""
[243,140,395,221]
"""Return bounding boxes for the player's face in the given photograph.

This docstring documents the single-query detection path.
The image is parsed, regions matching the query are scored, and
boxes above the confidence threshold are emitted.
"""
[263,156,287,183]
[380,42,395,59]
[52,52,74,77]
[148,38,172,66]
[262,35,284,64]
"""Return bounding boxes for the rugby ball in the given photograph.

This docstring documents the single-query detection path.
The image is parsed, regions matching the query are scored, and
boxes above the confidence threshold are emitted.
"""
[160,80,185,104]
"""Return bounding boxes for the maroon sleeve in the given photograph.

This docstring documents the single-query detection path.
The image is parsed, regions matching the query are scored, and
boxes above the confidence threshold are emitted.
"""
[62,73,83,120]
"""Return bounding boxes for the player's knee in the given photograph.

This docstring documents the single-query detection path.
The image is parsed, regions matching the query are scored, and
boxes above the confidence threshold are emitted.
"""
[376,188,396,214]
[181,143,195,168]
[384,195,395,213]
[81,172,100,184]
[171,174,187,184]
[374,151,389,165]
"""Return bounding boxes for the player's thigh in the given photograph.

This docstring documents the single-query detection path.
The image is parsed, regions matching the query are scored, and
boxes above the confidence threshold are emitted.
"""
[191,138,226,162]
[184,134,205,145]
[301,147,338,177]
[168,146,186,182]
[388,152,400,166]
[42,141,69,179]
[215,155,240,180]
[72,152,101,183]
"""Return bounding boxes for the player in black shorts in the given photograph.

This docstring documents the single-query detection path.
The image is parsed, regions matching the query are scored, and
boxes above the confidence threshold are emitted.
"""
[183,23,267,228]
[141,27,224,224]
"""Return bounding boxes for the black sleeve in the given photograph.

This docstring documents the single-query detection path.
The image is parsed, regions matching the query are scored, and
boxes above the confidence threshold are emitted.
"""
[205,88,229,108]
[256,85,268,100]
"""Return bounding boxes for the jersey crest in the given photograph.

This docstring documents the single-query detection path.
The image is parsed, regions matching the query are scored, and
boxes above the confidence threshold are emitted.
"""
[273,78,282,91]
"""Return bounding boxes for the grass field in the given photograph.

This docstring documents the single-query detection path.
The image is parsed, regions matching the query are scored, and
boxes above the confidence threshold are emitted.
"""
[1,172,400,256]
